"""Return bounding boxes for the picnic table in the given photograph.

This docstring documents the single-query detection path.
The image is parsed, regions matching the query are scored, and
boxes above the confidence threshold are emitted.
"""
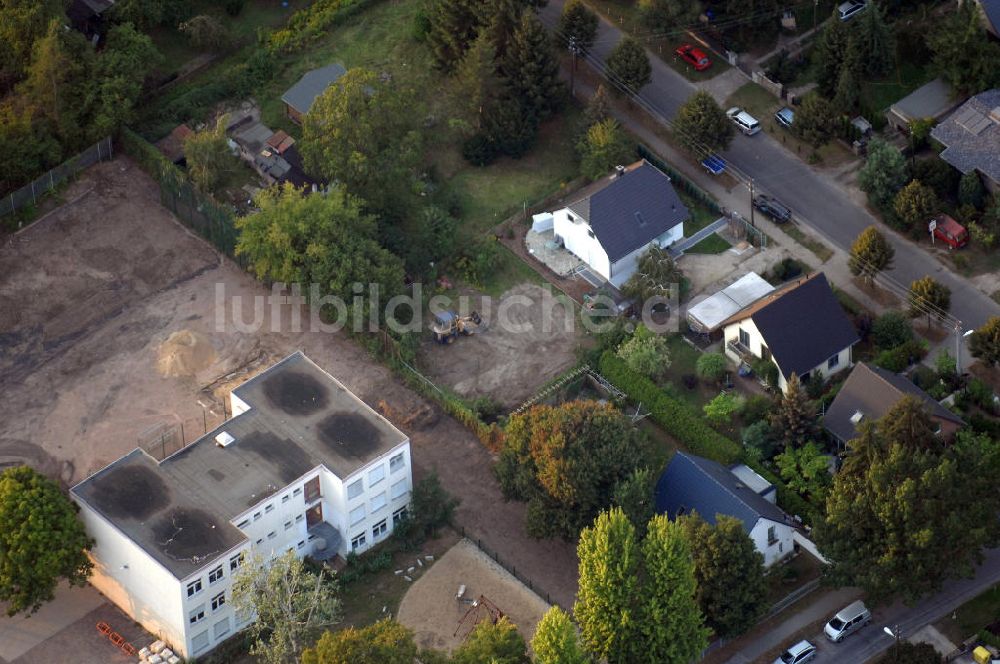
[701,154,726,175]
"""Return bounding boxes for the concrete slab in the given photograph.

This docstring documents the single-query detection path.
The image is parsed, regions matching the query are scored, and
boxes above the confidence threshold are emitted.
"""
[0,582,105,662]
[907,624,957,656]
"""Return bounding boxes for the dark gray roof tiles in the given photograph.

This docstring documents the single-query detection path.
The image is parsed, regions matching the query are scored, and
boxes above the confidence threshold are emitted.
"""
[655,452,792,534]
[823,362,964,443]
[931,89,1000,185]
[564,160,689,262]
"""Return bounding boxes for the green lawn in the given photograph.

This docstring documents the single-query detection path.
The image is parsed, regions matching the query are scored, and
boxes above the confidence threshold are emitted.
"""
[682,192,722,234]
[686,232,731,254]
[860,60,934,115]
[935,583,1000,644]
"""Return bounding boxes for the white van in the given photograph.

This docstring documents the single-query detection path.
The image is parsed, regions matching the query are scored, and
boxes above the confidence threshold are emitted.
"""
[838,0,867,21]
[726,107,761,135]
[824,600,871,642]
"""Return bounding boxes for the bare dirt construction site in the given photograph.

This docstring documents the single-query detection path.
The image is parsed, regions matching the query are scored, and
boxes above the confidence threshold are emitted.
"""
[0,157,579,608]
[397,538,550,653]
[418,283,582,409]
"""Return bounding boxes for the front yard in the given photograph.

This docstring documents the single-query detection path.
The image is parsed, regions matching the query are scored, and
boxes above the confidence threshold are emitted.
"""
[934,583,1000,646]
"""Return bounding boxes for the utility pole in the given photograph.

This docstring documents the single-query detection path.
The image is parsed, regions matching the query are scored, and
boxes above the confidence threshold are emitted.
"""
[569,37,580,97]
[813,0,818,33]
[748,178,756,228]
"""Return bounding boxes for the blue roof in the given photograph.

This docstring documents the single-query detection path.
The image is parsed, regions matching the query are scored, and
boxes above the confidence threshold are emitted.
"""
[654,452,790,534]
[981,0,1000,33]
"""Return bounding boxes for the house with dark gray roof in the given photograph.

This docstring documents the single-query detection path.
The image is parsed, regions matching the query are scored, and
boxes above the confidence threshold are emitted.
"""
[281,63,347,124]
[974,0,1000,38]
[655,452,797,566]
[931,89,1000,194]
[71,352,412,659]
[886,78,964,132]
[550,160,689,287]
[823,362,964,445]
[721,272,859,394]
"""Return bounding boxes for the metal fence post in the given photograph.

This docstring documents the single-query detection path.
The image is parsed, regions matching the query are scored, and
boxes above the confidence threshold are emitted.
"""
[30,182,35,205]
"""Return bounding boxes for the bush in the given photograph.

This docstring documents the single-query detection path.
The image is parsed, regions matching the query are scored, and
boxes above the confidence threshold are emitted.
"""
[751,358,779,389]
[681,373,697,390]
[224,0,245,15]
[704,392,744,425]
[742,395,774,424]
[874,339,928,372]
[462,133,499,166]
[696,352,728,383]
[871,311,914,350]
[599,352,743,463]
[770,257,803,282]
[967,378,996,412]
[267,0,376,53]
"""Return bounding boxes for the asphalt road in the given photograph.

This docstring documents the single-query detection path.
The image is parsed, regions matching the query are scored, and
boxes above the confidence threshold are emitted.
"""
[538,1,1000,330]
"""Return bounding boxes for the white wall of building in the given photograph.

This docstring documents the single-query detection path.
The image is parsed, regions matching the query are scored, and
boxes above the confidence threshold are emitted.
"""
[552,208,611,280]
[749,518,795,567]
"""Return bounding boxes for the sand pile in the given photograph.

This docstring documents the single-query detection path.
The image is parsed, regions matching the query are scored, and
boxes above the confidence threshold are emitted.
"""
[156,330,216,377]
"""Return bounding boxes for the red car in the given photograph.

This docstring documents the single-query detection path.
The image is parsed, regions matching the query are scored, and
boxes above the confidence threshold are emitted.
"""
[931,214,968,249]
[675,44,711,71]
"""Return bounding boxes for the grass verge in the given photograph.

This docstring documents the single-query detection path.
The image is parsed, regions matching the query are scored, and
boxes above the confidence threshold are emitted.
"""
[782,223,834,262]
[934,583,1000,645]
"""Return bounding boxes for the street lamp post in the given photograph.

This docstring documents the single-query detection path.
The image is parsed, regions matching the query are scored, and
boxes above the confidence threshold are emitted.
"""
[883,625,901,661]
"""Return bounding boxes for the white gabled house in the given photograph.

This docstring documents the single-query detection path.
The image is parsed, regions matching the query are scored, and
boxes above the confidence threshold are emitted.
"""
[71,352,412,659]
[655,452,797,567]
[720,272,859,393]
[547,160,689,287]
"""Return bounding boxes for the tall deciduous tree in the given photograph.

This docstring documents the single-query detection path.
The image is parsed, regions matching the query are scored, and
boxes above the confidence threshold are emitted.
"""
[235,184,405,315]
[559,0,599,51]
[0,466,93,616]
[638,514,710,664]
[89,24,162,138]
[0,0,66,83]
[496,401,647,539]
[970,316,1000,366]
[849,225,895,284]
[302,620,418,664]
[19,19,92,145]
[616,323,672,381]
[232,551,342,664]
[908,276,951,327]
[452,617,530,664]
[621,245,688,306]
[183,114,235,193]
[575,508,638,664]
[858,139,908,211]
[816,421,1000,603]
[672,89,734,155]
[179,14,232,51]
[502,10,565,121]
[893,180,939,231]
[678,513,768,638]
[638,0,701,29]
[606,37,652,93]
[581,84,612,131]
[769,373,817,451]
[531,606,588,664]
[578,117,634,180]
[301,67,421,220]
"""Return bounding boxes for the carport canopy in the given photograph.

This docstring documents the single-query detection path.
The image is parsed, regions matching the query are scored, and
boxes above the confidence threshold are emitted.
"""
[686,272,774,333]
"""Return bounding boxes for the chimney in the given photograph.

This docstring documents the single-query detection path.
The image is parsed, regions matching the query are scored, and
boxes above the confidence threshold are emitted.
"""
[614,164,626,179]
[990,106,1000,125]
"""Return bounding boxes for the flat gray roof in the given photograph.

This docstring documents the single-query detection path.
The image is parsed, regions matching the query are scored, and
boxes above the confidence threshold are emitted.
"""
[890,78,958,122]
[281,63,347,115]
[72,352,408,579]
[687,272,774,332]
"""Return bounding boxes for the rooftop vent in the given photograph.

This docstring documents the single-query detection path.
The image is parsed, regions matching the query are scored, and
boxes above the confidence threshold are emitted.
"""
[215,431,236,448]
[991,106,1000,125]
[850,410,864,425]
[635,211,647,227]
[614,164,626,179]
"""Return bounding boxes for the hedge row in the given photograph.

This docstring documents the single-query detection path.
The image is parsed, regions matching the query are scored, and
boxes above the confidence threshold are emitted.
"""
[598,351,742,464]
[267,0,381,53]
[637,144,721,215]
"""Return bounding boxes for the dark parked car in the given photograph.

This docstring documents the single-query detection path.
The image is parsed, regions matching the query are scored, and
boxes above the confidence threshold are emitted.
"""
[753,195,792,223]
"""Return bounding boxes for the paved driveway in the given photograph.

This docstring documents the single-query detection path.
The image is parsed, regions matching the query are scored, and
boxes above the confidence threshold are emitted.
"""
[0,583,105,663]
[538,1,1000,329]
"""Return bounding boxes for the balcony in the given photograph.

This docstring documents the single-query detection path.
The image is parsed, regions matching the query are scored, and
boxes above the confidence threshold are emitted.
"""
[726,339,755,362]
[307,522,342,562]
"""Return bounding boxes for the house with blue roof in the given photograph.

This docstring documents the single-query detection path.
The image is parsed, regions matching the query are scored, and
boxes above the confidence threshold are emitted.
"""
[550,160,689,287]
[655,452,798,567]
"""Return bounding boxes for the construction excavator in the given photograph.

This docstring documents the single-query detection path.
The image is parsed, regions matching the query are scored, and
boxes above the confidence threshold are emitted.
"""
[432,310,483,344]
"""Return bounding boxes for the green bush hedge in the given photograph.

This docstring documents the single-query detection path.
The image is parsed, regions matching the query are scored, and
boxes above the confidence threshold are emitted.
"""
[267,0,380,53]
[599,351,742,464]
[742,458,819,526]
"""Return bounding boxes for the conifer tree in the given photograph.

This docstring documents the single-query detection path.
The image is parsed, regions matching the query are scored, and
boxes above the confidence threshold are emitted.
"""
[502,10,565,121]
[559,0,599,51]
[606,36,652,92]
[426,0,481,71]
[769,373,817,451]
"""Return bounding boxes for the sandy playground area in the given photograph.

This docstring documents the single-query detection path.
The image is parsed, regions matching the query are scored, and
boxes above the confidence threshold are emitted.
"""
[397,538,551,653]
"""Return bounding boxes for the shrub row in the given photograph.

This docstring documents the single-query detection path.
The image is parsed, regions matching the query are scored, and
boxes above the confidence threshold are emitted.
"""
[637,144,721,215]
[598,351,742,464]
[873,338,928,373]
[267,0,380,53]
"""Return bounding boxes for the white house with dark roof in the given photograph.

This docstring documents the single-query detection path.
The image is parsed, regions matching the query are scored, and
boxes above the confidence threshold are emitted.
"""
[721,272,859,393]
[550,160,689,287]
[931,89,1000,193]
[655,452,797,566]
[71,352,412,659]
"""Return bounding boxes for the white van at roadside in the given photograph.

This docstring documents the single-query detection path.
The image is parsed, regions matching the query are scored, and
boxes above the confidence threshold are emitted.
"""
[726,107,761,135]
[824,600,872,642]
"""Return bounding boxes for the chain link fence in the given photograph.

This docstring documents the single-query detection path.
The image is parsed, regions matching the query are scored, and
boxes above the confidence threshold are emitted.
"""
[0,136,114,219]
